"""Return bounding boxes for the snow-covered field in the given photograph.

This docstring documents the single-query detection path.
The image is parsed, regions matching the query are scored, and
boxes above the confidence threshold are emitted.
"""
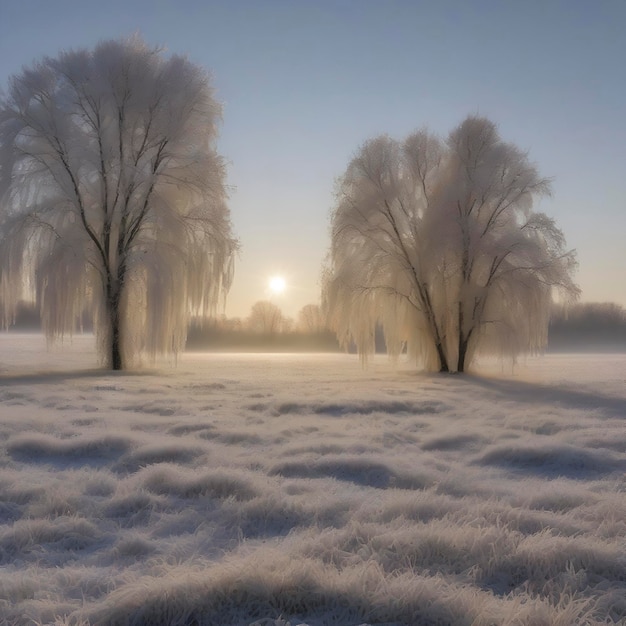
[0,334,624,626]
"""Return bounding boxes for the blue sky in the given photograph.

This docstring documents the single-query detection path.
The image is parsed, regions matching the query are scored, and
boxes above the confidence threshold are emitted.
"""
[1,0,624,318]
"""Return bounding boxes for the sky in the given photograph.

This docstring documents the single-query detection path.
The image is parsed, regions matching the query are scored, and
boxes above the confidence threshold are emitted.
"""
[0,0,624,319]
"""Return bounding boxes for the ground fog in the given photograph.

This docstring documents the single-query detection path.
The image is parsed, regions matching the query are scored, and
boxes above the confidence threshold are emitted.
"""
[0,335,624,625]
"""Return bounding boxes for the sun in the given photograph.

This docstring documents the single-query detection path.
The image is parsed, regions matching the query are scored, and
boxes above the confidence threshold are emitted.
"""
[268,275,286,294]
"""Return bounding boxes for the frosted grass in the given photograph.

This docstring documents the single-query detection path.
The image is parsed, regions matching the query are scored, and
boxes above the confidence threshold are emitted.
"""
[0,334,624,625]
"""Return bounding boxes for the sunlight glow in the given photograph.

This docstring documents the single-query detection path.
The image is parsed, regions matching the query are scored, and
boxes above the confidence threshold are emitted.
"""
[269,275,286,294]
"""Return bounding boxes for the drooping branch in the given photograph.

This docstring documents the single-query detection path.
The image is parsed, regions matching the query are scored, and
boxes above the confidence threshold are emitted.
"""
[324,115,578,372]
[0,36,237,369]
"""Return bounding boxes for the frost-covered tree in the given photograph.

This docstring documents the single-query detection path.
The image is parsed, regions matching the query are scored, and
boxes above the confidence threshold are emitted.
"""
[325,116,579,372]
[0,36,236,369]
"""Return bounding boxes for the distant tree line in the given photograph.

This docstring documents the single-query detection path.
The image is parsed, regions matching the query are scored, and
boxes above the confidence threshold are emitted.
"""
[548,302,626,352]
[7,298,625,353]
[186,302,340,352]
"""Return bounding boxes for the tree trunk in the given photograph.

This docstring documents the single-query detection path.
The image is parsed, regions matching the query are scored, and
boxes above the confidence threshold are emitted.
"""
[457,325,475,373]
[110,311,123,370]
[457,336,468,373]
[435,342,449,372]
[106,277,124,370]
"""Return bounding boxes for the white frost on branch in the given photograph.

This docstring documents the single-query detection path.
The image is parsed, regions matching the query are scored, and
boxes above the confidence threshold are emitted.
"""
[0,35,237,368]
[324,116,579,372]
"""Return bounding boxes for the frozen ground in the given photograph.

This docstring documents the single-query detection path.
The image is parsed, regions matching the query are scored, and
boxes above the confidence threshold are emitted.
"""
[0,334,624,626]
